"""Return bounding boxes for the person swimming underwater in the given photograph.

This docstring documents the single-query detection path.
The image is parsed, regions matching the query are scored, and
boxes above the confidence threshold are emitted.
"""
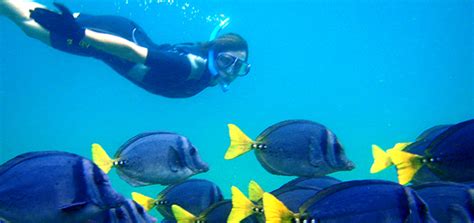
[0,0,250,98]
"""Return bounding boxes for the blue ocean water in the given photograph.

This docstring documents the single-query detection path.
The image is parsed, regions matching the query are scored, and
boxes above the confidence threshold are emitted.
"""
[0,0,472,220]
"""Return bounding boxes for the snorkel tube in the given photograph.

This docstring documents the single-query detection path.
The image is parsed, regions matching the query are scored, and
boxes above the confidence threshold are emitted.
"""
[208,18,231,92]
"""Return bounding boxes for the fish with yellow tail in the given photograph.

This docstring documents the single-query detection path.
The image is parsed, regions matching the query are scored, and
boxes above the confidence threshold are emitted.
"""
[372,120,474,185]
[370,124,453,175]
[132,179,223,222]
[225,120,355,177]
[370,142,412,174]
[229,178,339,223]
[262,193,297,223]
[228,181,265,223]
[263,180,435,223]
[91,132,209,186]
[171,200,260,223]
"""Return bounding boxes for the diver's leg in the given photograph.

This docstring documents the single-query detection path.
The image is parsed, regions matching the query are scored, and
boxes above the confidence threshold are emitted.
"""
[0,0,50,45]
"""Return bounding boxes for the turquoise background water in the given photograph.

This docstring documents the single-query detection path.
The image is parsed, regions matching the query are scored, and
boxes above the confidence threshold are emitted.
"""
[1,0,473,220]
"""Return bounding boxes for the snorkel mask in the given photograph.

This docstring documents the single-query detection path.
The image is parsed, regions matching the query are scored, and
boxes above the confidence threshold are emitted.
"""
[208,18,250,92]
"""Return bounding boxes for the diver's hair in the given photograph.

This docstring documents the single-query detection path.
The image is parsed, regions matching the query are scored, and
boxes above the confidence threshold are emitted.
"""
[202,33,249,60]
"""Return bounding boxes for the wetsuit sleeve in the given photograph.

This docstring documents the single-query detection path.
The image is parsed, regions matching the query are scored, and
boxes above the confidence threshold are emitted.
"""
[144,49,191,82]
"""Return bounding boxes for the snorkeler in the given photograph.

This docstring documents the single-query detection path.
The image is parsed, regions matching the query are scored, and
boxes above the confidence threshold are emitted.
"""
[0,0,250,98]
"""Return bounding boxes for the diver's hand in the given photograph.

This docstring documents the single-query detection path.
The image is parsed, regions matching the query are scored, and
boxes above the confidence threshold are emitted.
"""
[30,3,85,43]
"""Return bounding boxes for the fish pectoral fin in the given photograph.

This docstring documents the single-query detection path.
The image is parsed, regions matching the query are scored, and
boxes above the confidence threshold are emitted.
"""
[262,193,294,223]
[172,204,196,223]
[370,144,392,174]
[390,150,423,185]
[60,201,88,212]
[224,124,255,160]
[228,186,255,223]
[248,180,265,202]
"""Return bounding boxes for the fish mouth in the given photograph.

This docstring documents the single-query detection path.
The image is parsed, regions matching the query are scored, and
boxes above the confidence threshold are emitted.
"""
[344,161,356,170]
[190,161,209,173]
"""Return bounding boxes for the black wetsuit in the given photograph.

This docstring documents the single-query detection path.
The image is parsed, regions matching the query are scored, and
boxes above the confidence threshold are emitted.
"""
[50,14,212,98]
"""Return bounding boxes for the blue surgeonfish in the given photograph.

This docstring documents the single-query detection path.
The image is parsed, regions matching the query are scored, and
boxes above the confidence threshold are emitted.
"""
[171,200,232,223]
[412,182,474,223]
[92,199,157,223]
[224,120,355,177]
[171,200,260,223]
[372,119,474,185]
[132,179,223,222]
[370,124,452,184]
[264,180,436,223]
[0,151,126,223]
[228,178,338,223]
[92,132,209,186]
[227,181,266,223]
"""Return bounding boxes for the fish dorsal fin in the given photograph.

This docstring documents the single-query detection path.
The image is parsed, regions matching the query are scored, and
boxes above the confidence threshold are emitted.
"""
[257,120,317,139]
[228,186,255,223]
[60,201,88,212]
[249,180,265,202]
[0,151,79,176]
[410,181,465,190]
[416,124,452,141]
[172,204,197,223]
[224,124,255,160]
[370,144,392,174]
[262,193,294,223]
[131,192,156,211]
[115,132,176,156]
[299,180,398,213]
[198,200,230,219]
[91,143,116,174]
[425,120,474,155]
[389,150,423,185]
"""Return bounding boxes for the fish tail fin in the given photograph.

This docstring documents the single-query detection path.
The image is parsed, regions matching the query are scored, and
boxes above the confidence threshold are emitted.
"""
[263,192,294,223]
[131,192,156,211]
[224,124,255,160]
[172,204,196,223]
[227,186,255,223]
[91,143,115,174]
[249,180,265,202]
[390,150,423,185]
[370,144,392,173]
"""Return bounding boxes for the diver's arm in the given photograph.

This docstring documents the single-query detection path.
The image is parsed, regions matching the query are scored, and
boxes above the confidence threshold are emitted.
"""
[0,0,145,60]
[0,0,50,45]
[83,29,148,64]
